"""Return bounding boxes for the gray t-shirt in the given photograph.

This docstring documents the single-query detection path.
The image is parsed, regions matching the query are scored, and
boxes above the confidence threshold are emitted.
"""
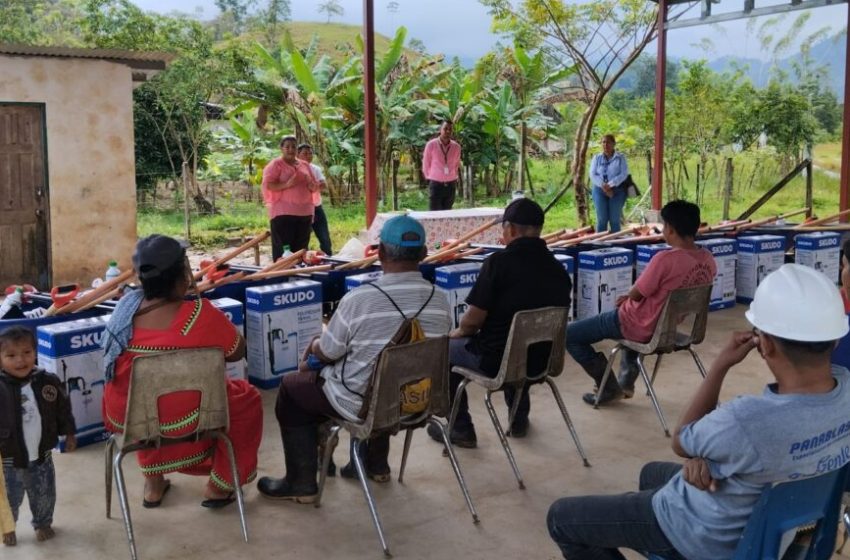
[319,271,452,421]
[653,366,850,560]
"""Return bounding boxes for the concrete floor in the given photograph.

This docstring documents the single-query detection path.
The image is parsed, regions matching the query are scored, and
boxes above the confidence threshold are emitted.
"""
[4,305,846,559]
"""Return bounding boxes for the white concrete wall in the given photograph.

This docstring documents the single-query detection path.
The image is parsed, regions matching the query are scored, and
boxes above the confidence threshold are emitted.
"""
[0,55,136,286]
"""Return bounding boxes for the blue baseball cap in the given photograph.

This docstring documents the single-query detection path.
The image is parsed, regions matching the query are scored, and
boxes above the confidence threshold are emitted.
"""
[380,215,426,248]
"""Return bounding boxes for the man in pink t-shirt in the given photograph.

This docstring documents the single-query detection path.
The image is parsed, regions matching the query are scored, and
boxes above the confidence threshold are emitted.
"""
[566,200,716,405]
[422,120,462,210]
[262,135,318,261]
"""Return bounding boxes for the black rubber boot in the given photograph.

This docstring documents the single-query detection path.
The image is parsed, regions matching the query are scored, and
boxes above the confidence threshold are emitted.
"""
[340,434,392,483]
[257,425,319,503]
[579,352,624,406]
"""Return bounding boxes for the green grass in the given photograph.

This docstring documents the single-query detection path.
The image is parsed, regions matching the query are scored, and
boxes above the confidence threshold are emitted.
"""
[814,142,842,173]
[140,151,844,251]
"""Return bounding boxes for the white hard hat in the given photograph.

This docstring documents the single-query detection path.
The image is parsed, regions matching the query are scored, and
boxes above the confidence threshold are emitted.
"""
[745,263,849,341]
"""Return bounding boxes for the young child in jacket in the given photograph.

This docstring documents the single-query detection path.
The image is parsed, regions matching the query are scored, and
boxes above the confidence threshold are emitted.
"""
[0,326,76,545]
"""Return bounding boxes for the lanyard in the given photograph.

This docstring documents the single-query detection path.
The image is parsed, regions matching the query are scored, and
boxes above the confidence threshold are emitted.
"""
[439,141,452,165]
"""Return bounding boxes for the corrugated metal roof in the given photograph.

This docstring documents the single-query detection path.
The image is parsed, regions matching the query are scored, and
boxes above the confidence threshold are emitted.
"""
[0,44,174,67]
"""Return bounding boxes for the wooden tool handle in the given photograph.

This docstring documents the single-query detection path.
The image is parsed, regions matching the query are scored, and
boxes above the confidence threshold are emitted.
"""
[196,271,247,293]
[338,255,379,270]
[793,209,850,229]
[193,231,271,280]
[242,264,333,281]
[55,269,136,316]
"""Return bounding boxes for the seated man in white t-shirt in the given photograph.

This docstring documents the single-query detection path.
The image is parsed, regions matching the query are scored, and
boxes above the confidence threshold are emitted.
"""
[547,264,850,560]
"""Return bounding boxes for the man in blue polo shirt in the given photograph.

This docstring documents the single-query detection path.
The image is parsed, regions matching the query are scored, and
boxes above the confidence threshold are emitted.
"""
[547,264,850,559]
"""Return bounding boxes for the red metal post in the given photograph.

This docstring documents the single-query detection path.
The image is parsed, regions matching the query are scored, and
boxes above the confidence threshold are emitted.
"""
[652,0,668,211]
[840,2,850,222]
[363,0,378,227]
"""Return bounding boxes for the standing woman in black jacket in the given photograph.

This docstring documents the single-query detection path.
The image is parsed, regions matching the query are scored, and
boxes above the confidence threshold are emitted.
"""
[0,326,76,546]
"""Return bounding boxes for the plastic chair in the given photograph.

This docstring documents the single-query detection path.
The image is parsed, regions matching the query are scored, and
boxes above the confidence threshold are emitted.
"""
[593,284,712,436]
[648,464,850,560]
[449,307,590,490]
[315,336,478,557]
[104,348,248,560]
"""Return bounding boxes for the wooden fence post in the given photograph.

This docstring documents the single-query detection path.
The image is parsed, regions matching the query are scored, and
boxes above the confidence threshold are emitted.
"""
[805,159,813,219]
[722,157,733,221]
[391,157,400,211]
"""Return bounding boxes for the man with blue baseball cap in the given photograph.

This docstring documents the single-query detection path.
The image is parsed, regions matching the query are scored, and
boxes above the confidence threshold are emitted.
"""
[259,215,451,502]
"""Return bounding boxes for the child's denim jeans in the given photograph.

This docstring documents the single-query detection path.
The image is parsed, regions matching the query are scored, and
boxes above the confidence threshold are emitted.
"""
[3,454,55,529]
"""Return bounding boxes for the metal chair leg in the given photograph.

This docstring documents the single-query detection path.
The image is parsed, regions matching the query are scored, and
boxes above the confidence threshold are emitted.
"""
[315,425,341,508]
[648,353,663,389]
[398,428,414,484]
[544,377,590,467]
[216,432,249,543]
[593,345,622,408]
[484,391,524,489]
[352,438,391,557]
[113,450,138,560]
[105,436,116,519]
[426,417,479,523]
[688,347,708,378]
[638,355,670,436]
[447,377,471,434]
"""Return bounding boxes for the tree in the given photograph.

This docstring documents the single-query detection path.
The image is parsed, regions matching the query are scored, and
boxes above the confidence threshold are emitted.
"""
[482,0,689,224]
[387,1,399,14]
[260,0,291,44]
[214,0,257,34]
[0,0,86,45]
[408,38,426,54]
[317,0,343,23]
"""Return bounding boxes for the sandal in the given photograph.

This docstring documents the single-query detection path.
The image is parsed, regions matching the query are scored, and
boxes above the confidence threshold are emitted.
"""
[201,493,235,509]
[142,480,171,509]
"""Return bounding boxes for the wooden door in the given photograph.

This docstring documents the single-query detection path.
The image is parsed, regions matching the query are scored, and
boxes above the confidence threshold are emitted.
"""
[0,104,49,289]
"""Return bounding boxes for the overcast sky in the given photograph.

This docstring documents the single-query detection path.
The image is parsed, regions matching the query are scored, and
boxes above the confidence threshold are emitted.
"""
[132,0,847,64]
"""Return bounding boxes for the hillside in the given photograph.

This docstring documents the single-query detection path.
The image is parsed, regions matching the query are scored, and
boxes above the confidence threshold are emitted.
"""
[281,21,417,65]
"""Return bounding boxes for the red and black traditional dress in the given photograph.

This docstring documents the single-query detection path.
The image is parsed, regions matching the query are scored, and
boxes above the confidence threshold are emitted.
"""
[103,299,262,492]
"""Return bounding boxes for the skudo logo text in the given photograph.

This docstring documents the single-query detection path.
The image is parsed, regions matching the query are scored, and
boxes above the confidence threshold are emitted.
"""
[274,291,316,306]
[71,332,104,349]
[459,273,478,284]
[603,256,629,267]
[710,244,735,255]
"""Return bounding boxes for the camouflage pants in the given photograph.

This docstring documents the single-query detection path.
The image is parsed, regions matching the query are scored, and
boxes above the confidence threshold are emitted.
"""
[4,455,55,529]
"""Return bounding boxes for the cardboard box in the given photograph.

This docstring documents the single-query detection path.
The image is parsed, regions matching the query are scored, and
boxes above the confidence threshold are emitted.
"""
[245,280,323,389]
[696,238,737,311]
[434,262,482,328]
[553,254,576,321]
[635,244,671,278]
[736,235,785,303]
[36,315,111,450]
[795,232,841,284]
[210,297,246,380]
[576,248,634,320]
[344,271,383,292]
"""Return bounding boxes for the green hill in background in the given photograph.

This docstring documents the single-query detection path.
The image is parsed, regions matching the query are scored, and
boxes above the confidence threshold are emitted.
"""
[279,21,418,64]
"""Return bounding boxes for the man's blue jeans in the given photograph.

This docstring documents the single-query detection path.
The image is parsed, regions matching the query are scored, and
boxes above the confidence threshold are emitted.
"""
[592,186,627,233]
[547,461,686,559]
[566,310,637,377]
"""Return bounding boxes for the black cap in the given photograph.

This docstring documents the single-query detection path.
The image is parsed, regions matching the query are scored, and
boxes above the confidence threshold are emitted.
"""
[502,198,544,227]
[132,235,188,280]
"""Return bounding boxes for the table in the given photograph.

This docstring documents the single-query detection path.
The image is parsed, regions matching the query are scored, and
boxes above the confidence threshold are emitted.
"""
[367,208,503,248]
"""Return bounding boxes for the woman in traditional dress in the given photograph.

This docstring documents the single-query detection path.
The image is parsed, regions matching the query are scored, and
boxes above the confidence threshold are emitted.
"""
[102,235,262,508]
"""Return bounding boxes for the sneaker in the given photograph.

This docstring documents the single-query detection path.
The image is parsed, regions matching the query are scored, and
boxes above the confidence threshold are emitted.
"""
[427,422,478,449]
[507,416,529,438]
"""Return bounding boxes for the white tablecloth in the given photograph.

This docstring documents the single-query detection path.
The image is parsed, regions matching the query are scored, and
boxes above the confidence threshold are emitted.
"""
[367,208,503,248]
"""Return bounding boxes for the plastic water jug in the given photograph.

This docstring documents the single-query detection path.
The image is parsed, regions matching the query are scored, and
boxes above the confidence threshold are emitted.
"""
[0,288,23,320]
[282,245,293,258]
[105,260,121,282]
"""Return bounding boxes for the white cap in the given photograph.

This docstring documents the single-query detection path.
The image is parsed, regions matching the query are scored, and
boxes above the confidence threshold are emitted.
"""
[745,263,849,341]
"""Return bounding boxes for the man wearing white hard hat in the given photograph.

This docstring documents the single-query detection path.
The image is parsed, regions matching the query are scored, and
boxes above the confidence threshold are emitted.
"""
[547,264,850,560]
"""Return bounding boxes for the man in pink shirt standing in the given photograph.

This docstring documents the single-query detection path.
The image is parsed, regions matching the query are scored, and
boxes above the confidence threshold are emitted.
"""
[566,200,717,405]
[422,120,462,210]
[262,135,319,261]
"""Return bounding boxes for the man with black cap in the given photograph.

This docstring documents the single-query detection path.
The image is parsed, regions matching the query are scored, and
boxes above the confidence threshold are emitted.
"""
[428,198,572,448]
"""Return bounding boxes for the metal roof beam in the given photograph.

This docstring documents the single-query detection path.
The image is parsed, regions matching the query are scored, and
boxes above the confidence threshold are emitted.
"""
[667,0,846,30]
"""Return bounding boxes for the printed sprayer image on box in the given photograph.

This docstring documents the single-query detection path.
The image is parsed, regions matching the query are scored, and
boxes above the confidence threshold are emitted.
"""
[245,280,323,389]
[576,248,634,320]
[434,262,481,329]
[37,315,112,451]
